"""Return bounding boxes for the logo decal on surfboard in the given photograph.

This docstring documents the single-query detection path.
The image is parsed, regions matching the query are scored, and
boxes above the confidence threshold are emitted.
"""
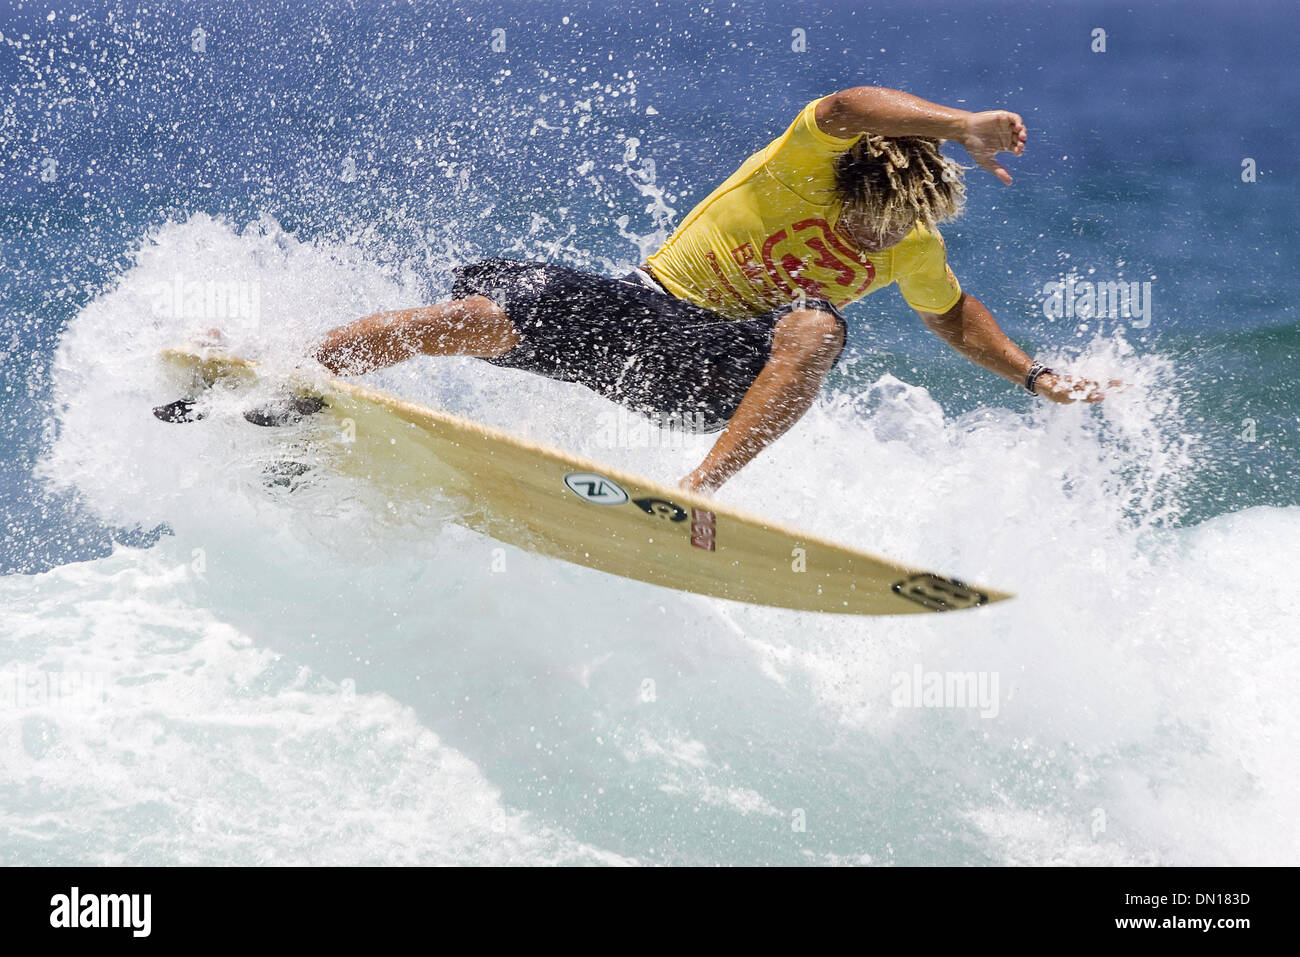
[564,472,629,506]
[891,574,988,611]
[690,508,716,551]
[632,497,688,522]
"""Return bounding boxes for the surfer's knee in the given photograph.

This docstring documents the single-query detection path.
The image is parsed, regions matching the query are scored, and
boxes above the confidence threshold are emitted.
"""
[771,307,846,371]
[443,295,519,356]
[397,295,520,358]
[313,295,519,373]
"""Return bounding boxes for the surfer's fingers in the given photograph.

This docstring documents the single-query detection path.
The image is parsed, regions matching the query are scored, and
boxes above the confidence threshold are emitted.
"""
[1007,112,1027,153]
[986,111,1026,152]
[980,157,1013,185]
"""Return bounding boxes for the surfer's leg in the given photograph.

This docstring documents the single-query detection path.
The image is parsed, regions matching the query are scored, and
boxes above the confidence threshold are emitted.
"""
[314,295,519,375]
[681,307,845,494]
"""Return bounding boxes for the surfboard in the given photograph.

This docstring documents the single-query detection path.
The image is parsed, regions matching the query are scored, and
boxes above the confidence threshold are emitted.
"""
[156,346,1012,615]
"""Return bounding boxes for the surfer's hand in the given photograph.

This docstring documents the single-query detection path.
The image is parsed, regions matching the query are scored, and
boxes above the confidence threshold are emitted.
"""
[960,110,1026,185]
[1036,373,1127,404]
[679,469,718,497]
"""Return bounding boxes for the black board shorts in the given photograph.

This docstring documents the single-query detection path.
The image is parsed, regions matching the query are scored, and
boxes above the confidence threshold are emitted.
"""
[451,258,847,433]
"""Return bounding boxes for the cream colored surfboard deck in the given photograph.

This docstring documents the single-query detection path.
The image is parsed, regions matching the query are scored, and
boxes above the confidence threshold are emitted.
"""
[159,347,1012,615]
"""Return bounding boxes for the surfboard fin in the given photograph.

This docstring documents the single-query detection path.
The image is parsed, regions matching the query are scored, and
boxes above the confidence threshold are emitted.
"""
[153,392,325,427]
[242,394,326,427]
[153,397,205,423]
[262,459,314,490]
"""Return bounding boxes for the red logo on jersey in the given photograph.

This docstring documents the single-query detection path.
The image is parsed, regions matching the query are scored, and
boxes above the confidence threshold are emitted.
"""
[759,218,875,303]
[730,242,766,283]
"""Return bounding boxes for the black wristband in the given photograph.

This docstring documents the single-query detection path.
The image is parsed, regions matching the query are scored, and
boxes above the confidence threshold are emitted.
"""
[1025,362,1054,395]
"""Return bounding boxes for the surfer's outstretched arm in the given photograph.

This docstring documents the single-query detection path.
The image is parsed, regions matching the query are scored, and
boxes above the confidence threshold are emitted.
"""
[917,293,1111,403]
[816,86,1026,185]
[680,308,845,495]
[313,296,519,376]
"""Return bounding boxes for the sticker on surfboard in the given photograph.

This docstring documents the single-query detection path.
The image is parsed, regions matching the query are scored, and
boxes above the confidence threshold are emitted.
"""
[631,497,687,522]
[690,508,716,551]
[563,472,629,506]
[891,574,989,611]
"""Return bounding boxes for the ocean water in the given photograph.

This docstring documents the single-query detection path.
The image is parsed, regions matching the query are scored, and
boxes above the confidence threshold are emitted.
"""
[1,0,1297,865]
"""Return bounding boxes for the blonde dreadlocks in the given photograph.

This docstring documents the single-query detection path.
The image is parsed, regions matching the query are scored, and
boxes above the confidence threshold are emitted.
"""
[833,134,967,237]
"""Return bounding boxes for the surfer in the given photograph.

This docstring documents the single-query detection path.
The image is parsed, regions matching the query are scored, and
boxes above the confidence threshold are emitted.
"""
[314,86,1116,493]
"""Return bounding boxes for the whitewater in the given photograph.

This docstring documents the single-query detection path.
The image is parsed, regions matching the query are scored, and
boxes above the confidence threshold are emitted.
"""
[1,211,1294,866]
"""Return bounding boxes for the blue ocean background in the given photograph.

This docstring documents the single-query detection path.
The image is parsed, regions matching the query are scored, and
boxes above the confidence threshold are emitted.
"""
[0,0,1297,865]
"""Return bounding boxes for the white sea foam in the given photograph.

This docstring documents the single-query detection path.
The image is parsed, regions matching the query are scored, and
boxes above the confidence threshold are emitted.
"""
[6,214,1296,865]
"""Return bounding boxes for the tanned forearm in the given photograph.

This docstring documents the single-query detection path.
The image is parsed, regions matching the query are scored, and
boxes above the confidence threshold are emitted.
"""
[920,293,1117,405]
[816,87,1027,185]
[817,87,971,140]
[918,293,1033,385]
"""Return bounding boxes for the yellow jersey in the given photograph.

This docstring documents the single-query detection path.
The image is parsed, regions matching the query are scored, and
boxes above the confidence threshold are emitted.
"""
[646,96,963,319]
